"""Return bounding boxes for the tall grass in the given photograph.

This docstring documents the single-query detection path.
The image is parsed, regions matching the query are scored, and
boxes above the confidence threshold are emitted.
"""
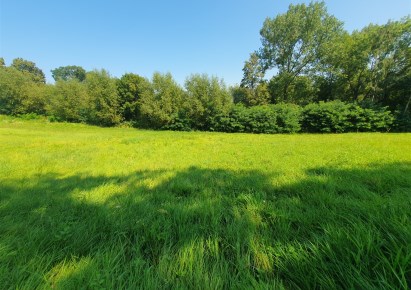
[0,116,410,289]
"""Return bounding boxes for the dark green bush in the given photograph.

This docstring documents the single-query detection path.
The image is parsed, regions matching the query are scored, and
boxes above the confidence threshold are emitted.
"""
[302,101,394,133]
[210,105,248,132]
[302,101,350,133]
[392,111,411,132]
[245,106,278,133]
[272,103,302,133]
[347,104,394,132]
[162,113,193,131]
[17,113,42,120]
[211,104,301,134]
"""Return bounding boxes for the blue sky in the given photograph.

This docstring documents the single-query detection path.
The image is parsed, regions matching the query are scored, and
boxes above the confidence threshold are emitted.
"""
[0,0,410,85]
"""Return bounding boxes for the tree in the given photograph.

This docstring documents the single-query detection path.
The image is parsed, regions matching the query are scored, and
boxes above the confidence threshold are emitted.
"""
[51,65,86,82]
[47,80,89,122]
[0,67,30,115]
[258,2,344,102]
[322,17,411,107]
[85,70,121,126]
[0,58,5,67]
[138,72,184,128]
[361,18,411,109]
[184,74,232,129]
[241,52,264,89]
[0,66,47,115]
[11,58,46,83]
[116,73,151,121]
[269,74,317,105]
[232,83,270,107]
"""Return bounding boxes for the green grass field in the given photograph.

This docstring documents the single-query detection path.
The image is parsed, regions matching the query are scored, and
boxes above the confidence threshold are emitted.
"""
[1,116,410,289]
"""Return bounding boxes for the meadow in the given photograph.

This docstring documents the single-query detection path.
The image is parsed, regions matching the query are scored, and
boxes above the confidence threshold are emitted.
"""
[0,115,410,289]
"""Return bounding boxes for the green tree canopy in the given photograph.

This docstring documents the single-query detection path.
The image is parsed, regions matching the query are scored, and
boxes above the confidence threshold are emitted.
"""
[258,1,344,102]
[48,80,89,122]
[0,66,47,115]
[85,70,121,126]
[241,52,264,90]
[11,58,46,84]
[184,74,232,129]
[116,73,151,121]
[51,65,86,82]
[322,17,411,109]
[139,72,185,128]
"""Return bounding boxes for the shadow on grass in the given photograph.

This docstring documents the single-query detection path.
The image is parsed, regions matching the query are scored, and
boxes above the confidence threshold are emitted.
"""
[0,163,410,289]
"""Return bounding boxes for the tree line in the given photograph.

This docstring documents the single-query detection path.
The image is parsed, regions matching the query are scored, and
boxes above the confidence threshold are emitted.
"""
[0,2,410,132]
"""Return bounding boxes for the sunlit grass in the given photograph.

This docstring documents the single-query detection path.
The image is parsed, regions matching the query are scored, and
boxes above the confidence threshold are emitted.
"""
[1,115,410,289]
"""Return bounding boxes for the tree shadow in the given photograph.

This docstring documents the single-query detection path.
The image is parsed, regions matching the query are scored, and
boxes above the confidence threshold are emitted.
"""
[0,163,410,289]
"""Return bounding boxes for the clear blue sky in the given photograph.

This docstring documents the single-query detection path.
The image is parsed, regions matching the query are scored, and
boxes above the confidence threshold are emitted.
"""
[0,0,410,85]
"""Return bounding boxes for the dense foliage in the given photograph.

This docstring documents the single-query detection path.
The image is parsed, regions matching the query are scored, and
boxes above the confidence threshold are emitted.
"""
[301,101,394,133]
[0,2,409,132]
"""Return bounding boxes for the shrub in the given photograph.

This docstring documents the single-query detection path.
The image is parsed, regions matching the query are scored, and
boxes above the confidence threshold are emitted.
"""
[392,111,411,132]
[162,114,193,131]
[272,103,302,133]
[302,101,350,133]
[246,105,278,133]
[347,104,394,132]
[212,104,301,134]
[211,105,248,133]
[302,101,394,133]
[17,112,42,120]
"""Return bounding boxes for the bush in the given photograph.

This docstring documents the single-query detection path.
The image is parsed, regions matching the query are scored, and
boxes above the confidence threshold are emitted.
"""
[302,101,350,133]
[17,112,42,120]
[392,111,411,132]
[162,114,193,131]
[347,104,394,132]
[211,105,248,132]
[302,101,394,133]
[272,103,302,133]
[246,105,278,133]
[212,103,302,134]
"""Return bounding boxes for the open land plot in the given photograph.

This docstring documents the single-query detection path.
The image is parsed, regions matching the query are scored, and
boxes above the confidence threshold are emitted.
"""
[0,116,410,289]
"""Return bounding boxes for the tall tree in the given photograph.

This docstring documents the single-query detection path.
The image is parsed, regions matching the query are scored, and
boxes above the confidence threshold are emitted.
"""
[116,73,151,121]
[241,52,264,89]
[232,83,270,107]
[139,72,184,128]
[48,80,89,122]
[11,58,46,83]
[361,18,411,108]
[258,2,344,102]
[51,65,86,82]
[324,17,411,107]
[85,70,121,126]
[185,74,232,129]
[0,66,47,115]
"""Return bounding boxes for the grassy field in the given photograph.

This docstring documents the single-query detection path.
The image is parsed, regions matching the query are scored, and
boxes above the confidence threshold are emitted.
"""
[0,116,410,289]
